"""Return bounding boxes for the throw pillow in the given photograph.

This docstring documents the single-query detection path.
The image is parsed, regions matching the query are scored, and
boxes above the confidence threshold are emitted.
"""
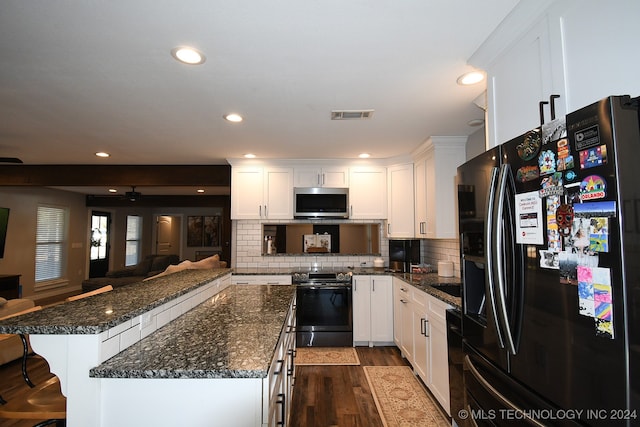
[0,297,6,306]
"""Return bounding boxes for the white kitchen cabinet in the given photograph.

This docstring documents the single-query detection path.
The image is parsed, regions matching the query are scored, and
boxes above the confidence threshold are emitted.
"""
[293,166,349,188]
[231,166,293,220]
[412,137,465,239]
[426,295,451,416]
[470,0,640,148]
[385,163,414,238]
[393,277,452,415]
[353,275,393,346]
[393,277,413,360]
[349,166,387,219]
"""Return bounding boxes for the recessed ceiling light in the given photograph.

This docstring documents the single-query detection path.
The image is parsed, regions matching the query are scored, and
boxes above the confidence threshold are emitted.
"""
[224,113,243,123]
[456,71,485,86]
[244,153,256,159]
[358,153,370,158]
[171,47,206,65]
[196,189,205,193]
[108,188,117,193]
[95,152,110,158]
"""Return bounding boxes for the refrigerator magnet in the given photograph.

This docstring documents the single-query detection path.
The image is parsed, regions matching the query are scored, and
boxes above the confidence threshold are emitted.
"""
[542,117,567,144]
[595,318,614,339]
[579,145,608,169]
[588,217,609,252]
[579,175,606,201]
[516,130,541,160]
[538,150,556,175]
[515,191,544,244]
[559,251,578,285]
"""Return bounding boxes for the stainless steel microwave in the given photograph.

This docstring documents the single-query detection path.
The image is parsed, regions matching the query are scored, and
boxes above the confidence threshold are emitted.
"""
[294,187,349,219]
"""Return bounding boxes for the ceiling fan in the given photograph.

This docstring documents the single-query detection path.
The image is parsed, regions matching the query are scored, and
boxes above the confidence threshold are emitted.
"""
[0,157,23,163]
[124,186,142,202]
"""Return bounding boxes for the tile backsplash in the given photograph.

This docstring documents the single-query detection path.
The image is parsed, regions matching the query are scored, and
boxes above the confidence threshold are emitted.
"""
[421,239,461,278]
[232,219,389,269]
[232,219,460,277]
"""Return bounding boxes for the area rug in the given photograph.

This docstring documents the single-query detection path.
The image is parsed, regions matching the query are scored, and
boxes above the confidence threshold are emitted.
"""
[363,366,450,427]
[295,347,361,365]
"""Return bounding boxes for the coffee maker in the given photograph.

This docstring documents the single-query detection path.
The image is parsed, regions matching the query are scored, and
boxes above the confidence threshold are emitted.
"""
[388,239,421,272]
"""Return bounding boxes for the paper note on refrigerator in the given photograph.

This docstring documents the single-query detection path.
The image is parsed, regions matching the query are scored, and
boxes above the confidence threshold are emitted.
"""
[515,191,544,245]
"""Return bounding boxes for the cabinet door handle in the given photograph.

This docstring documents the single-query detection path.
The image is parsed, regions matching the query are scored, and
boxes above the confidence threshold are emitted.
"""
[259,205,262,217]
[287,349,295,377]
[322,173,325,186]
[387,223,391,235]
[400,299,408,304]
[277,393,286,426]
[274,359,284,375]
[264,205,268,218]
[350,205,353,217]
[424,319,430,337]
[400,287,407,292]
[372,280,375,292]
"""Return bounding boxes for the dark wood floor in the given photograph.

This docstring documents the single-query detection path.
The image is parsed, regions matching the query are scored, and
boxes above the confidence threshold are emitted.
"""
[290,346,411,427]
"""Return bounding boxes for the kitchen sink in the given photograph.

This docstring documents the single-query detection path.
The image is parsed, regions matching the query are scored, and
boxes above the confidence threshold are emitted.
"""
[430,284,461,298]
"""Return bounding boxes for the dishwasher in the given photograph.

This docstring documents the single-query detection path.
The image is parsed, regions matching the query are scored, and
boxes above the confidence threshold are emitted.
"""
[446,308,465,427]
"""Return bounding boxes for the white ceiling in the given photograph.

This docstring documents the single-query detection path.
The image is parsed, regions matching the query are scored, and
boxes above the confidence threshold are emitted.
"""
[0,0,520,167]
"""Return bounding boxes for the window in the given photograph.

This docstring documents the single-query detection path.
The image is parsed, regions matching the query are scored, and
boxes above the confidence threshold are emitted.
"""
[35,205,68,283]
[125,215,142,266]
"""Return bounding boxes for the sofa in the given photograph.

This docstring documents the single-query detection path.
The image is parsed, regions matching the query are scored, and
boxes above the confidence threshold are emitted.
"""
[81,254,180,293]
[0,297,36,366]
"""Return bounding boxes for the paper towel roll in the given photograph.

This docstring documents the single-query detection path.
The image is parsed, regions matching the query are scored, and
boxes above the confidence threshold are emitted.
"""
[438,261,454,277]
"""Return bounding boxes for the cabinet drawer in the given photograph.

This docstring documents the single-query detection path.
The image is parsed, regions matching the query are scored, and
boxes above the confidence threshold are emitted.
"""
[231,275,292,285]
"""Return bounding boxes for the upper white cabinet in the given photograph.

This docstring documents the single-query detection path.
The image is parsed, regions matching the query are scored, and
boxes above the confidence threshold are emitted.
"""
[293,167,349,188]
[231,166,293,220]
[413,137,466,239]
[386,163,414,238]
[349,166,387,219]
[470,0,640,147]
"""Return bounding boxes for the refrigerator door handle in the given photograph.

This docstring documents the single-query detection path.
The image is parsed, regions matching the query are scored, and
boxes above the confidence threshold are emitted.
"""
[485,166,506,349]
[494,164,517,355]
[465,355,546,427]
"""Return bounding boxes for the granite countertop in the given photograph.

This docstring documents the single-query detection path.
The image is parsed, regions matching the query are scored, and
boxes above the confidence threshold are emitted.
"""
[232,267,461,308]
[90,284,296,379]
[0,269,232,335]
[395,272,462,309]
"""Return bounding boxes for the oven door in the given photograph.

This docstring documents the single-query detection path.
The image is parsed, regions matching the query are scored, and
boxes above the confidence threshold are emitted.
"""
[296,284,353,347]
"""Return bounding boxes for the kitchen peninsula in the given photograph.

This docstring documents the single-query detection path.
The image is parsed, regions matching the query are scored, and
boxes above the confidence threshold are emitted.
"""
[0,269,297,427]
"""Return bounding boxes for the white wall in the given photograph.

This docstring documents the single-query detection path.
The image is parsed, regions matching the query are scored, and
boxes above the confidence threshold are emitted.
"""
[0,187,89,298]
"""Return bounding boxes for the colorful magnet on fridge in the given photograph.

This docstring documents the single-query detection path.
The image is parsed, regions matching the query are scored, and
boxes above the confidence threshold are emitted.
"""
[579,175,606,201]
[589,217,609,252]
[517,130,541,160]
[595,318,614,339]
[538,150,556,175]
[556,204,574,237]
[516,165,540,182]
[579,145,607,169]
[564,170,577,181]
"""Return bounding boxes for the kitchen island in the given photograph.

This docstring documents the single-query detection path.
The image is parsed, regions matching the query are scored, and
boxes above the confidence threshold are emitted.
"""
[0,269,297,427]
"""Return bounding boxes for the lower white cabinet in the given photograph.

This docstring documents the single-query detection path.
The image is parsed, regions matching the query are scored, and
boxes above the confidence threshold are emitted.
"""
[392,277,452,415]
[353,275,394,345]
[266,299,296,426]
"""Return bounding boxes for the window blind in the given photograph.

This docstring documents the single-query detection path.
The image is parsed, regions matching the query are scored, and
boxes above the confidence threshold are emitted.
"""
[35,206,67,282]
[125,215,142,266]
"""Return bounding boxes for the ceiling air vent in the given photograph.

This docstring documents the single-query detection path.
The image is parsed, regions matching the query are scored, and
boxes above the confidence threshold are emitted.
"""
[331,109,374,120]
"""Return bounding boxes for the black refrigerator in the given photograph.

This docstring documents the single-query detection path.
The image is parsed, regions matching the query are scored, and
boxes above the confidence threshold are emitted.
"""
[456,95,640,426]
